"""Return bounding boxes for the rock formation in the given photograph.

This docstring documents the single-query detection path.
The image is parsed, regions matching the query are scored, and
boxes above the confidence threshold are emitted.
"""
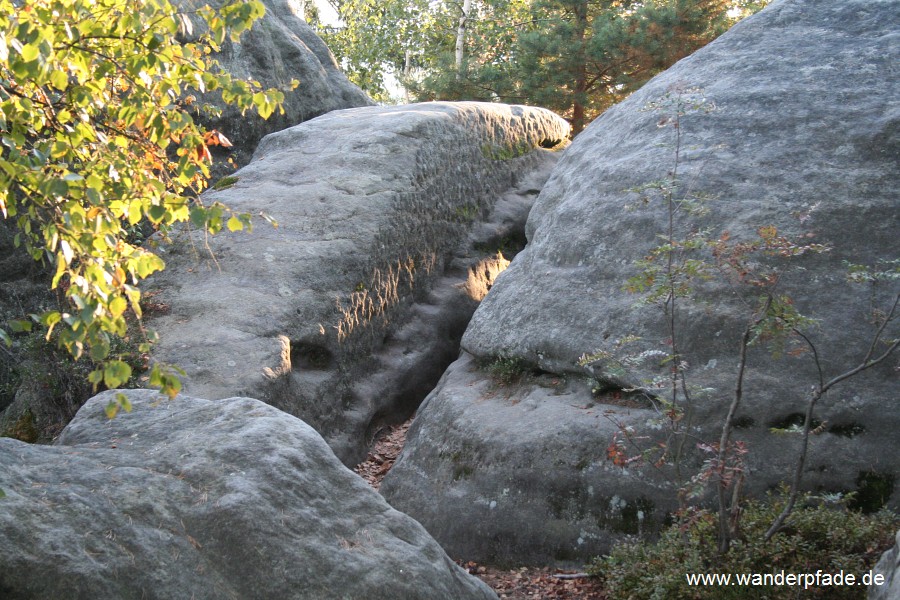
[144,102,569,464]
[0,389,497,600]
[177,0,373,170]
[381,0,899,564]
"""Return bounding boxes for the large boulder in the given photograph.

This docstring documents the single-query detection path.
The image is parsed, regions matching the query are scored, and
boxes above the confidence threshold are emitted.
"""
[381,0,899,565]
[177,0,373,170]
[384,353,656,565]
[144,102,569,464]
[0,389,497,599]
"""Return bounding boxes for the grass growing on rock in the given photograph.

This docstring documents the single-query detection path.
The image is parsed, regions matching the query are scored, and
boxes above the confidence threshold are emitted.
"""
[482,355,532,386]
[212,175,240,191]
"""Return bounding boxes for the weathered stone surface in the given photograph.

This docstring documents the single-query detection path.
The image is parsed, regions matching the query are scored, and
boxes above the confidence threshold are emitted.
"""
[870,530,900,600]
[177,0,373,170]
[382,353,657,565]
[0,389,497,600]
[144,101,568,464]
[382,0,899,565]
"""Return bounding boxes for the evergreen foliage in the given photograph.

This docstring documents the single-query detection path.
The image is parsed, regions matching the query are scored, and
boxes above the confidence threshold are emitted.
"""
[318,0,769,132]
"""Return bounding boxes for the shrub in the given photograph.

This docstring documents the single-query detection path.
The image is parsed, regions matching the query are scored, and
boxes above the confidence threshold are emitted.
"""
[589,493,898,599]
[0,0,290,415]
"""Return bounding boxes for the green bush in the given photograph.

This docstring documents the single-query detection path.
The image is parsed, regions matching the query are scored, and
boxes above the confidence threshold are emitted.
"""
[589,494,898,599]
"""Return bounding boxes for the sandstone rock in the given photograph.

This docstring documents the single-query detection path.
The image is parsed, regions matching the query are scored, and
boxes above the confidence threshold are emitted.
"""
[177,0,373,170]
[870,531,900,600]
[382,353,658,565]
[144,102,569,464]
[0,389,497,600]
[382,0,899,564]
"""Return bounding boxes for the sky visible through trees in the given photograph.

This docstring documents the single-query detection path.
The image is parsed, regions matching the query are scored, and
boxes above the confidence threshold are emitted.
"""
[308,0,770,133]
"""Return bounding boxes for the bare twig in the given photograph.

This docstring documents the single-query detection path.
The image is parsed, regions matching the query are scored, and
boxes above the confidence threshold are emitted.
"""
[764,293,899,541]
[716,296,770,554]
[551,573,591,580]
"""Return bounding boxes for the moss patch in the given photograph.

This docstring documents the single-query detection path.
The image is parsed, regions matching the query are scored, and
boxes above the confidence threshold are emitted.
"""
[481,141,534,161]
[2,409,38,443]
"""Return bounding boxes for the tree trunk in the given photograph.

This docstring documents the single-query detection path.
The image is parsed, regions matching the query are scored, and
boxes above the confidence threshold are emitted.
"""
[572,100,586,135]
[455,0,473,81]
[404,48,412,103]
[571,0,588,135]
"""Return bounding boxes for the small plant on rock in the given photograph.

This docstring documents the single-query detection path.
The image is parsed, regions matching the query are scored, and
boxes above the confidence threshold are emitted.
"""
[483,355,531,386]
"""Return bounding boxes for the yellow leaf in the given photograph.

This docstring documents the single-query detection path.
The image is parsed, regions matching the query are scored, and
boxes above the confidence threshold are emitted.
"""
[104,400,119,419]
[109,296,127,318]
[50,69,68,91]
[226,215,243,232]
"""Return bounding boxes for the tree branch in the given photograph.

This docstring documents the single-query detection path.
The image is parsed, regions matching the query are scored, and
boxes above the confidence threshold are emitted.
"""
[765,293,899,541]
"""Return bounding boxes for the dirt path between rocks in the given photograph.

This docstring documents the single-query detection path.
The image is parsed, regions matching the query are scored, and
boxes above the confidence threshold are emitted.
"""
[354,419,608,600]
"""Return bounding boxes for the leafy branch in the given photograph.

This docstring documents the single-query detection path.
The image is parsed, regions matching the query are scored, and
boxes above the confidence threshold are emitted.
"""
[0,0,294,416]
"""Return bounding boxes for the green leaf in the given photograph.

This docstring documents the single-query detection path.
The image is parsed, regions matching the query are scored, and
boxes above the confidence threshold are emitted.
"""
[10,320,32,333]
[50,69,69,91]
[149,363,183,399]
[103,360,132,389]
[147,204,167,223]
[134,253,164,278]
[90,335,111,361]
[116,392,133,413]
[41,311,62,339]
[190,206,208,227]
[88,369,104,386]
[20,43,39,62]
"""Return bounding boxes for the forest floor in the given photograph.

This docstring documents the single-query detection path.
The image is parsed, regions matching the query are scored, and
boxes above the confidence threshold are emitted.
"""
[354,420,608,599]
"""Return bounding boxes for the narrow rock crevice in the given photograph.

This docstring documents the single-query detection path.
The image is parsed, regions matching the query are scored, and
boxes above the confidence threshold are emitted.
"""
[304,152,562,465]
[143,102,570,466]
